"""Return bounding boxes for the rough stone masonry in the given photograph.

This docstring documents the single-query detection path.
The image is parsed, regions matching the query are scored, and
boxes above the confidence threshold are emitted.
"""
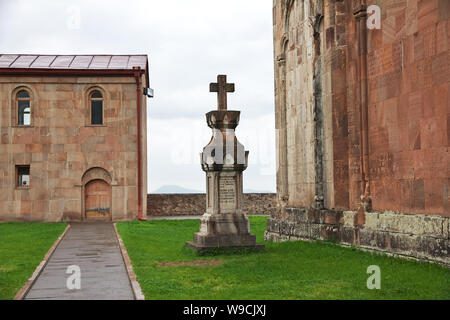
[147,193,276,217]
[266,0,449,265]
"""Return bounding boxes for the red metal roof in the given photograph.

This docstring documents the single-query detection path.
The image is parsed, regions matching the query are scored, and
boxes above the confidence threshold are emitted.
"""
[0,54,148,70]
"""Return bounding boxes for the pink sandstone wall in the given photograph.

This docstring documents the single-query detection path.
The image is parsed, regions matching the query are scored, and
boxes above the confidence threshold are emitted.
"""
[268,0,449,264]
[0,75,148,222]
[345,0,449,215]
[273,0,449,217]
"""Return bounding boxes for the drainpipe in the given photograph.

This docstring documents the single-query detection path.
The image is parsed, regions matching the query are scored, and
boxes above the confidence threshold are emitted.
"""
[354,3,371,227]
[312,12,324,210]
[133,67,147,221]
[359,7,370,202]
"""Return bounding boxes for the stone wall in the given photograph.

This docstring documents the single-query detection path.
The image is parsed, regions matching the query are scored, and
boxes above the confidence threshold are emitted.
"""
[265,207,449,265]
[269,0,449,264]
[147,193,276,216]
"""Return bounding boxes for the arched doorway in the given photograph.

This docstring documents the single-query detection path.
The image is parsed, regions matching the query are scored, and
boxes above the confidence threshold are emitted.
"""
[85,179,111,221]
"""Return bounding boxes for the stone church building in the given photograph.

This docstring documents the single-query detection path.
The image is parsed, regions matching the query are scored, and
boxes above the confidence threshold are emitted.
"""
[266,0,449,264]
[0,54,149,222]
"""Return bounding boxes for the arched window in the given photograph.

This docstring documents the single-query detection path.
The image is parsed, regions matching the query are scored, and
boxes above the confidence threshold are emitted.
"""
[90,90,103,125]
[17,90,31,126]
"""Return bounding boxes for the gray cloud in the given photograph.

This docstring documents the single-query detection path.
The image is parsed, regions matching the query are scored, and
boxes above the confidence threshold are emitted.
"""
[0,0,276,192]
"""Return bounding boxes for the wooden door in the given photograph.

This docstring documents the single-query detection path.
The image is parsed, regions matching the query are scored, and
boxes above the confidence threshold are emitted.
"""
[85,179,111,220]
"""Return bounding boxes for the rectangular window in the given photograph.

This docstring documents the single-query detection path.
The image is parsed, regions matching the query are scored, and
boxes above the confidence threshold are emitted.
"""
[16,165,30,188]
[91,100,103,125]
[18,100,31,126]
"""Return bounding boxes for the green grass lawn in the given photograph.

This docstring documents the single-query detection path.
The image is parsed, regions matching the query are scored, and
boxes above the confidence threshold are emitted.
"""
[0,222,67,300]
[117,216,450,300]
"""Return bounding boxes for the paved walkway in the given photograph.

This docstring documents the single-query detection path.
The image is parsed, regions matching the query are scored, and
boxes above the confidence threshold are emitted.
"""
[25,223,134,300]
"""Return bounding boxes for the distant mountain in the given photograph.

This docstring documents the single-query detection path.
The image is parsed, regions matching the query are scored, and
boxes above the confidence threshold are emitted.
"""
[152,185,274,194]
[152,185,203,194]
[244,189,274,193]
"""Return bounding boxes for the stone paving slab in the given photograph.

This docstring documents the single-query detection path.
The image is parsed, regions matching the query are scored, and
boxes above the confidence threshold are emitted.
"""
[25,222,134,300]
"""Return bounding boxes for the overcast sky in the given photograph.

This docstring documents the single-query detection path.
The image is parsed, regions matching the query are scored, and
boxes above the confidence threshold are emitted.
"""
[0,0,276,193]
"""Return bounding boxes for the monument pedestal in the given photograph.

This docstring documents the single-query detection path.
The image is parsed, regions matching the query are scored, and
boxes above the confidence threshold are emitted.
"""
[186,75,264,253]
[186,213,264,252]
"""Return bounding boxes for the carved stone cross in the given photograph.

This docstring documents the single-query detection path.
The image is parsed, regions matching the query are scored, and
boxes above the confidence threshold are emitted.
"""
[210,75,235,111]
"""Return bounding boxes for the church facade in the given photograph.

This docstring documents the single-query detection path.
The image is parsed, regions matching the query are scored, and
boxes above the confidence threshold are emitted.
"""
[266,1,449,264]
[0,54,149,222]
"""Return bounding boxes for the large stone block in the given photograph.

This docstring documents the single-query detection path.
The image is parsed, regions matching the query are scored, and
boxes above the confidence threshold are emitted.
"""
[264,231,276,242]
[321,210,343,225]
[378,211,402,232]
[309,223,321,240]
[389,233,423,256]
[376,231,389,250]
[340,226,355,244]
[343,210,357,226]
[320,224,340,241]
[266,218,279,233]
[364,211,379,229]
[359,228,377,248]
[294,222,310,238]
[307,208,322,223]
[426,237,449,259]
[420,215,446,237]
[192,233,257,247]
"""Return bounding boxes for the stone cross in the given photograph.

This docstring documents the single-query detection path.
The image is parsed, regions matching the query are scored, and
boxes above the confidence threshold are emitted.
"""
[210,75,235,111]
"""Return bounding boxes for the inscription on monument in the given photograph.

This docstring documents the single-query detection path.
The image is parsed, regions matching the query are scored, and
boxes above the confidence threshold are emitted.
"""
[207,176,212,208]
[219,176,236,210]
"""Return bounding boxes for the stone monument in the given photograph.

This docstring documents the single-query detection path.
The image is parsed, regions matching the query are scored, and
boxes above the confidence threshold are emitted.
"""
[186,75,264,252]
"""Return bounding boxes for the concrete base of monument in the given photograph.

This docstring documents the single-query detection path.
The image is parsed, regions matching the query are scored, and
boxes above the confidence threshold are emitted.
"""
[186,232,265,254]
[186,213,265,253]
[185,241,265,254]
